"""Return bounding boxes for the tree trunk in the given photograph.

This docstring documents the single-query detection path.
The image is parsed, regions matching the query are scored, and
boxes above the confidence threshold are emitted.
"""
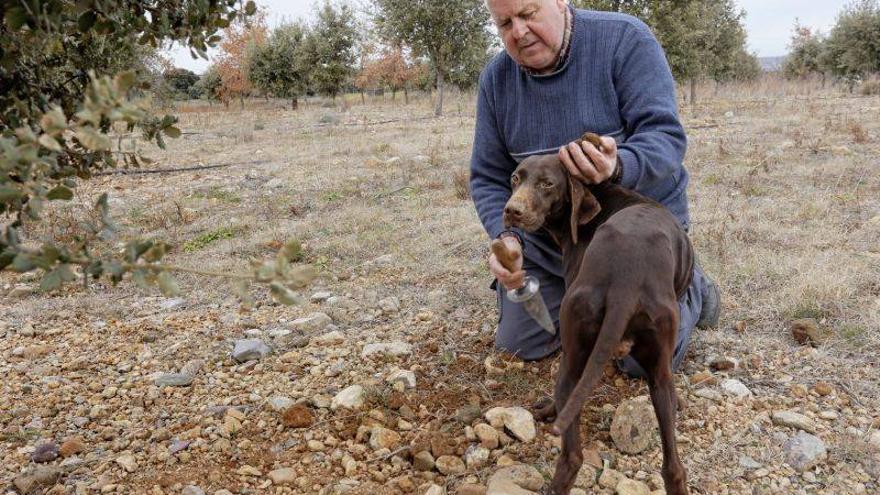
[291,97,298,111]
[391,90,395,101]
[689,79,697,108]
[404,86,409,105]
[360,90,365,105]
[435,71,444,117]
[239,96,244,110]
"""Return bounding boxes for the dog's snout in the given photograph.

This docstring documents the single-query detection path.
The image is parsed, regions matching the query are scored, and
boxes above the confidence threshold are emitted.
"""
[504,203,524,220]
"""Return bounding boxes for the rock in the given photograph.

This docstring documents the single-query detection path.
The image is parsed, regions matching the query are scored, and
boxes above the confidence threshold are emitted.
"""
[689,370,716,387]
[484,407,536,443]
[238,465,262,476]
[378,297,400,313]
[281,404,314,428]
[575,465,597,488]
[720,378,752,399]
[361,341,412,359]
[783,431,827,472]
[268,468,296,485]
[154,359,203,387]
[772,410,818,433]
[214,491,234,495]
[159,297,186,310]
[616,478,650,495]
[693,388,723,402]
[813,382,834,396]
[182,486,205,495]
[867,431,880,449]
[709,355,739,371]
[13,466,63,493]
[423,484,445,495]
[232,339,270,362]
[291,313,332,332]
[818,410,839,420]
[31,441,59,463]
[370,427,402,450]
[268,396,296,412]
[413,451,435,471]
[582,449,603,470]
[610,396,658,454]
[465,445,490,469]
[115,453,138,472]
[267,327,291,339]
[475,423,500,449]
[169,440,191,454]
[435,455,466,475]
[331,385,365,410]
[59,437,85,457]
[599,469,625,489]
[487,465,544,494]
[386,369,416,389]
[790,319,825,346]
[456,404,483,424]
[313,330,345,345]
[458,484,488,495]
[310,291,333,302]
[739,455,763,470]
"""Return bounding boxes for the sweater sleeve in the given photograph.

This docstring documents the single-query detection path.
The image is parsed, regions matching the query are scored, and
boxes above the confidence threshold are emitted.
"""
[469,72,520,240]
[613,24,688,192]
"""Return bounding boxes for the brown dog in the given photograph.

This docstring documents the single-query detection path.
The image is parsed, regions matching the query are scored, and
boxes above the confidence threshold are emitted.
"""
[502,143,693,495]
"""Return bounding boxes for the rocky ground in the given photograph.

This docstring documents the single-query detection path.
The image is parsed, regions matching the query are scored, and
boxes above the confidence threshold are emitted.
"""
[2,82,880,495]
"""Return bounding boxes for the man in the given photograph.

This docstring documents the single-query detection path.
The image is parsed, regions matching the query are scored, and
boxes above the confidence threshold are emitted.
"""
[469,0,720,377]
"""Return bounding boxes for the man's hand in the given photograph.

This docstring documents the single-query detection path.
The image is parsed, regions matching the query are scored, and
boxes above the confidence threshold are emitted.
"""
[559,135,618,184]
[489,236,524,290]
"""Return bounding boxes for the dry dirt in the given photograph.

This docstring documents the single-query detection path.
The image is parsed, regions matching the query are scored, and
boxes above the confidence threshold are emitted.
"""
[2,80,880,495]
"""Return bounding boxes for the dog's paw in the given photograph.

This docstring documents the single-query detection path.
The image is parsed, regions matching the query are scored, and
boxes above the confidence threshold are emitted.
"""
[532,397,557,423]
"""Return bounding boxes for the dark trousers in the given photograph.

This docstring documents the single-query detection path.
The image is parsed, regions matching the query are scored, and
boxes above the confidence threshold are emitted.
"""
[493,260,705,378]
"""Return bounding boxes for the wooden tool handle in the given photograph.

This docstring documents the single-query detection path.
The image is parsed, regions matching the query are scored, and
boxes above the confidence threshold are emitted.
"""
[491,239,520,272]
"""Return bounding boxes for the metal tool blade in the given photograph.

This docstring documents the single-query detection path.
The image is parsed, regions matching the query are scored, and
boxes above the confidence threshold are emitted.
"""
[508,276,556,335]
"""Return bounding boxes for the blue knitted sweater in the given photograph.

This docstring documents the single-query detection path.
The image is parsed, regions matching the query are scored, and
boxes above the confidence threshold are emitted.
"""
[469,8,689,278]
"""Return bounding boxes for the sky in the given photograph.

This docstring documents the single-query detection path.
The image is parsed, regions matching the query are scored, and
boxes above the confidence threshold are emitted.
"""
[168,0,853,74]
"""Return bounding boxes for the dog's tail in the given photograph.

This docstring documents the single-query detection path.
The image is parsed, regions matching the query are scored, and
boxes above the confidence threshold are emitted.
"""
[552,298,633,434]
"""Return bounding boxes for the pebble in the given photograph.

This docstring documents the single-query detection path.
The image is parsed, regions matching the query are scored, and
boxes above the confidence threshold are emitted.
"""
[386,369,416,389]
[268,396,295,412]
[783,431,827,472]
[268,467,296,485]
[153,359,203,387]
[331,385,365,410]
[818,410,839,420]
[772,410,818,434]
[31,442,59,463]
[611,396,658,454]
[693,388,723,402]
[720,378,753,399]
[487,464,544,494]
[59,437,85,457]
[291,312,332,332]
[312,330,345,345]
[616,478,651,495]
[115,453,138,472]
[13,466,63,493]
[475,423,500,449]
[232,339,270,362]
[465,445,490,469]
[484,406,536,442]
[413,451,435,471]
[369,427,401,450]
[813,382,834,396]
[435,455,465,475]
[181,486,205,495]
[310,291,333,302]
[361,341,412,359]
[599,469,625,489]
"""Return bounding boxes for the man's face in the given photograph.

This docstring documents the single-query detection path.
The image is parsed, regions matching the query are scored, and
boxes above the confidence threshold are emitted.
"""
[487,0,567,72]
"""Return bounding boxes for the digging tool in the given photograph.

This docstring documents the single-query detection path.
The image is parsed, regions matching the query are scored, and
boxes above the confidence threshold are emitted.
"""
[491,239,556,335]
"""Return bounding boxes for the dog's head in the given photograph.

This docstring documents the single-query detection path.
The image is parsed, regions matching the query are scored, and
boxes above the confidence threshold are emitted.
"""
[503,153,601,245]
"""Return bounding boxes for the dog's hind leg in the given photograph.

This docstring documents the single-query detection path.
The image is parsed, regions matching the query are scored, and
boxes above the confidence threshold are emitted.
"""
[548,348,588,494]
[637,306,689,495]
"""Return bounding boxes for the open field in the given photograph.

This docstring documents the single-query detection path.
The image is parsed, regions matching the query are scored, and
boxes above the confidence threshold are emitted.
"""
[2,79,880,494]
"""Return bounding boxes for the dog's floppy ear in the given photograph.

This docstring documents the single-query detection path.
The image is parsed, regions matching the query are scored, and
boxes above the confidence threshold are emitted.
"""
[568,176,601,245]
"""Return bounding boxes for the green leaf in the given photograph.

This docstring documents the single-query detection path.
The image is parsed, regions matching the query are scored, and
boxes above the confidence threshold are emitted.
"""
[46,185,73,201]
[10,253,34,272]
[38,134,63,152]
[157,271,180,297]
[5,7,27,30]
[163,126,181,138]
[77,10,97,32]
[245,1,257,15]
[41,269,62,292]
[0,185,22,202]
[75,127,111,151]
[269,281,303,306]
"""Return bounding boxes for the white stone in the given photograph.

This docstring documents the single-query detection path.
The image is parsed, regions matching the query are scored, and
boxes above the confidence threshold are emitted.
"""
[291,313,332,332]
[615,478,650,495]
[114,453,137,472]
[484,407,536,443]
[772,410,818,434]
[268,468,296,485]
[267,396,295,412]
[487,464,544,494]
[465,445,490,469]
[720,378,753,399]
[361,341,412,359]
[783,431,827,472]
[385,369,416,389]
[312,330,345,345]
[369,427,401,450]
[331,385,365,410]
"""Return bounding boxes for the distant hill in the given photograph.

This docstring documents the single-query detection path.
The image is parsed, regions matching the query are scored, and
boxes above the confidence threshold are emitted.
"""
[759,56,787,72]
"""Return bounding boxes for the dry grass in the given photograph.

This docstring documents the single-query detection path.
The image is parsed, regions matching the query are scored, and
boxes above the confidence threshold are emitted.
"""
[2,79,879,494]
